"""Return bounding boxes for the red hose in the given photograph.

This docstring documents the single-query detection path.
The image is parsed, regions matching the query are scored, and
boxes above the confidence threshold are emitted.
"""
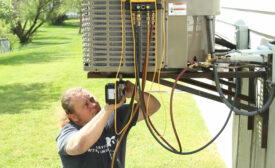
[170,67,189,152]
[141,23,177,151]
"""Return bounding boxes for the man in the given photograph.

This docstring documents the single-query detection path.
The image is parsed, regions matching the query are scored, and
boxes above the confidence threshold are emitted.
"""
[56,81,160,168]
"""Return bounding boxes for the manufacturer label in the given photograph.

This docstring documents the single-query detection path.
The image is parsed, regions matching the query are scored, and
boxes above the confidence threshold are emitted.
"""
[168,3,187,16]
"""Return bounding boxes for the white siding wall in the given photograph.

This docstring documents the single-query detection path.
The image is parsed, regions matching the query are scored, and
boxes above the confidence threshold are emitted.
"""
[215,1,275,168]
[216,0,275,48]
[267,102,275,168]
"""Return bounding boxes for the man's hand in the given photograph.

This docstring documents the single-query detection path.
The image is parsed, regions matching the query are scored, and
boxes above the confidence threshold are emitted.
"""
[105,93,126,112]
[125,81,136,99]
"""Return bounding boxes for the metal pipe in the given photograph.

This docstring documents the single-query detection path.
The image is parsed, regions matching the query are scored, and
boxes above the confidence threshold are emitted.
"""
[207,16,275,116]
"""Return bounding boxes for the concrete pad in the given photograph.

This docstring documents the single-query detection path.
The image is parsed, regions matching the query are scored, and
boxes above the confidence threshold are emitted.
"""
[193,95,232,168]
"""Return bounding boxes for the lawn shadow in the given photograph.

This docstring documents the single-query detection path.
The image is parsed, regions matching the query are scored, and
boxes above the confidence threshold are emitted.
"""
[15,36,73,51]
[34,36,71,41]
[0,49,68,65]
[61,22,81,29]
[31,41,70,46]
[0,82,61,114]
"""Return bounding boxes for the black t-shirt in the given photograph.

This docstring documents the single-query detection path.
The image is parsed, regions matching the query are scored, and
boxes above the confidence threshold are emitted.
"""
[56,104,139,168]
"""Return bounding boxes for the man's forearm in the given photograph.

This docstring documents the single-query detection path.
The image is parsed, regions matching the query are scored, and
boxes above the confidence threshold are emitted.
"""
[66,105,113,155]
[124,80,160,121]
[135,91,160,122]
[141,92,160,115]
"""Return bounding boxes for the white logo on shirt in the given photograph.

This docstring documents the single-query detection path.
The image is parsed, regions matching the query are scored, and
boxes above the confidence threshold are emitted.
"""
[106,136,116,147]
[87,136,117,154]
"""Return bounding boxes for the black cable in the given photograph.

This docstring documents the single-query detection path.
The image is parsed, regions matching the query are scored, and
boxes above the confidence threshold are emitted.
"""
[213,64,275,116]
[120,84,137,132]
[135,18,239,155]
[215,36,236,49]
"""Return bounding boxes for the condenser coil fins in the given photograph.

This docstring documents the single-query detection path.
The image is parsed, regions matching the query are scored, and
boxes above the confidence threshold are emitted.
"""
[82,0,162,73]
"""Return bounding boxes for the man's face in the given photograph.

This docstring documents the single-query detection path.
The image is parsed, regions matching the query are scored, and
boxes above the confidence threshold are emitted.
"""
[70,90,101,126]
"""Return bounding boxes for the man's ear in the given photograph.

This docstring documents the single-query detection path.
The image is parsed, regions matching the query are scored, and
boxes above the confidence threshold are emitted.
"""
[68,113,79,123]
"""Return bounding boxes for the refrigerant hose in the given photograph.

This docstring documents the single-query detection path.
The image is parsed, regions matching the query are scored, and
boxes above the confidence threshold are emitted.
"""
[136,18,240,154]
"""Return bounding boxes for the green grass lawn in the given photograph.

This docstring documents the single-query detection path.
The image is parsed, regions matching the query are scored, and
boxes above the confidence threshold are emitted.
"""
[0,20,226,168]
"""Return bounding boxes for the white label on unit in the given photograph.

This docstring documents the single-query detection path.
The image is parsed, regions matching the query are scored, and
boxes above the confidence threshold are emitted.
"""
[168,3,187,16]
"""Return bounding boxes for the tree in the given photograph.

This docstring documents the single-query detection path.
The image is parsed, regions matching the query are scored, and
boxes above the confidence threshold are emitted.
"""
[0,0,13,21]
[63,0,82,33]
[48,0,68,25]
[0,0,12,38]
[8,0,61,43]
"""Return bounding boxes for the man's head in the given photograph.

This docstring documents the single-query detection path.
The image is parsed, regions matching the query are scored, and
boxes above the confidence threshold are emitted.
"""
[61,87,101,127]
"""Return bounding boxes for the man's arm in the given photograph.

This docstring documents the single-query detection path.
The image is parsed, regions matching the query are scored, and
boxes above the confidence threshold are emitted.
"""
[125,81,161,122]
[66,99,125,156]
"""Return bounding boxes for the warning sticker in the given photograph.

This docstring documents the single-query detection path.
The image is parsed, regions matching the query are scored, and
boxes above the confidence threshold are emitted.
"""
[168,3,187,16]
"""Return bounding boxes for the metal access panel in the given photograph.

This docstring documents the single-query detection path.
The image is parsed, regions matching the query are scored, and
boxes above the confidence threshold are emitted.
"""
[82,0,220,73]
[164,0,219,69]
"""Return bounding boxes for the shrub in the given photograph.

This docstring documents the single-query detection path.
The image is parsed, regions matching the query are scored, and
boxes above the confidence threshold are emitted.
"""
[50,14,68,25]
[0,19,10,38]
